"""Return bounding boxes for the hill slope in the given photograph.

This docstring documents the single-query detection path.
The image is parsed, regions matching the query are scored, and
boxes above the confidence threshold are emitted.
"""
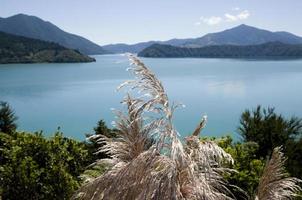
[102,41,158,54]
[184,24,302,47]
[0,31,95,64]
[0,14,107,55]
[103,24,302,53]
[102,39,195,54]
[138,42,302,58]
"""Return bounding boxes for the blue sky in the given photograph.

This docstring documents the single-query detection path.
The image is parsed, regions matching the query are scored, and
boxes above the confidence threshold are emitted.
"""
[1,0,301,45]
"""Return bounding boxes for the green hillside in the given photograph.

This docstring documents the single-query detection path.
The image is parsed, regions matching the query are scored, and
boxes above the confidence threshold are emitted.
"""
[0,31,95,64]
[138,42,302,58]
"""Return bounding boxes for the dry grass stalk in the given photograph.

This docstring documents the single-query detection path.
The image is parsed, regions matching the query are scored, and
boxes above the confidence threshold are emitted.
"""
[255,146,302,200]
[192,116,207,136]
[72,55,238,200]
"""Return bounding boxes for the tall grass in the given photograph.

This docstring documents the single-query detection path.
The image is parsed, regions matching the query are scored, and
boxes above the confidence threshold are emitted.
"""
[255,147,302,200]
[73,55,301,200]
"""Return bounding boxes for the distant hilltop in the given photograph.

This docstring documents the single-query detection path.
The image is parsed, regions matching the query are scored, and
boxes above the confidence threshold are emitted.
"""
[0,31,96,64]
[0,14,108,55]
[103,24,302,54]
[138,42,302,58]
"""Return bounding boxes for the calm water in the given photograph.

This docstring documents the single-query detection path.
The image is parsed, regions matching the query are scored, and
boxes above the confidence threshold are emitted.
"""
[1,55,302,140]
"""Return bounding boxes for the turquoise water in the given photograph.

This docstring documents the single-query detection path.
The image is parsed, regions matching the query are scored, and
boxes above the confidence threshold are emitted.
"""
[1,54,302,140]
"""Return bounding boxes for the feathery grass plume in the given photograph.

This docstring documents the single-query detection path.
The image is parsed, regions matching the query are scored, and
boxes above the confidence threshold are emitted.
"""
[120,55,236,199]
[192,115,207,136]
[95,94,155,162]
[72,55,236,200]
[255,146,302,200]
[184,133,235,199]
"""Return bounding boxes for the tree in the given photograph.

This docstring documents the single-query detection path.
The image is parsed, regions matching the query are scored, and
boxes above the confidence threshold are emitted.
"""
[238,105,302,158]
[85,119,117,163]
[93,120,115,138]
[238,105,302,183]
[0,101,18,134]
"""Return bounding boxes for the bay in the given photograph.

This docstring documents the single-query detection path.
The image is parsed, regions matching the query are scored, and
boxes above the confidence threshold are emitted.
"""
[1,54,302,140]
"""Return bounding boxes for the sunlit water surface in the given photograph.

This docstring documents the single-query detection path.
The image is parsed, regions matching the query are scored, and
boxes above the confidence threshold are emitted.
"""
[1,55,302,140]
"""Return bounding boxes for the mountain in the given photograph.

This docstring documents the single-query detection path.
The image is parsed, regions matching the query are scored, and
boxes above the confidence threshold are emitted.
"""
[0,31,95,64]
[138,42,302,58]
[0,14,107,55]
[102,39,195,54]
[183,24,302,47]
[102,41,158,54]
[103,24,302,53]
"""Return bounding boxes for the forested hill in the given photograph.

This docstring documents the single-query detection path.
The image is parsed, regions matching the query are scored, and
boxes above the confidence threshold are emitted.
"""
[0,14,107,55]
[138,42,302,58]
[0,31,95,64]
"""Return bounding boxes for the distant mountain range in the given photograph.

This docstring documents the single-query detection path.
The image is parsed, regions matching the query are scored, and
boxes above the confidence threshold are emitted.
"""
[0,31,95,64]
[102,39,194,54]
[1,14,302,57]
[0,14,107,55]
[138,42,302,58]
[103,24,302,53]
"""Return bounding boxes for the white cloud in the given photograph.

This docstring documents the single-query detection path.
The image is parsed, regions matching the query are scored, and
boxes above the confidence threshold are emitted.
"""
[237,10,250,20]
[200,16,222,25]
[196,9,250,26]
[225,13,238,22]
[225,10,250,22]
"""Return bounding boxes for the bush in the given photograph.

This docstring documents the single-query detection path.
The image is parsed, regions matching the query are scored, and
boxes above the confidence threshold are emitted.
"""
[0,131,90,200]
[217,136,265,199]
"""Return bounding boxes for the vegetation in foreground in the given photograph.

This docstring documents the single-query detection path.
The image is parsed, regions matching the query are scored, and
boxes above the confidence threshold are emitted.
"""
[0,31,96,64]
[72,56,302,200]
[1,57,302,199]
[0,102,110,199]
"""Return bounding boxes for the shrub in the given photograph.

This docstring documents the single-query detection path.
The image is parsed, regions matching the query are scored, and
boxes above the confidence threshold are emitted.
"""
[0,131,90,200]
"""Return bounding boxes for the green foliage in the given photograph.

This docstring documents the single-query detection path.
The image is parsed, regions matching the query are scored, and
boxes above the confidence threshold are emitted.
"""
[81,164,109,180]
[0,101,18,134]
[238,105,302,158]
[285,138,302,178]
[79,120,117,183]
[94,119,116,138]
[217,136,265,199]
[0,130,91,200]
[1,100,302,199]
[85,119,117,162]
[238,105,302,181]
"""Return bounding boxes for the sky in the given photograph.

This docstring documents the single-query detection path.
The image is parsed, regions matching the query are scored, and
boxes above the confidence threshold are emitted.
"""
[1,0,302,45]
